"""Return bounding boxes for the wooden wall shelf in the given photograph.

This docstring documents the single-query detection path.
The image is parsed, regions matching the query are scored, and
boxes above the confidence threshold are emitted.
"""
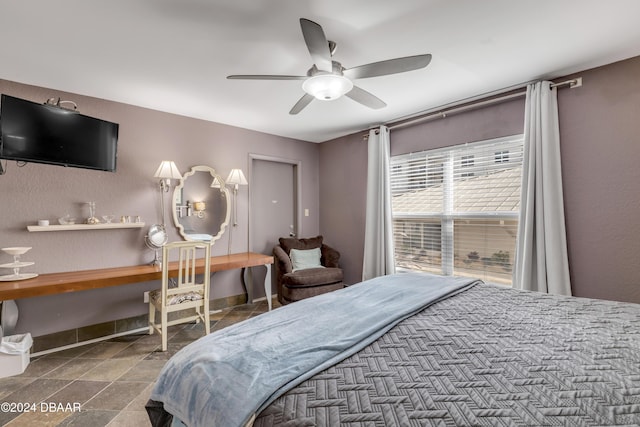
[27,222,146,232]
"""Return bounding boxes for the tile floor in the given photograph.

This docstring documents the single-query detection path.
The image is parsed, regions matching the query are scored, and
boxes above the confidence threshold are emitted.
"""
[0,298,278,426]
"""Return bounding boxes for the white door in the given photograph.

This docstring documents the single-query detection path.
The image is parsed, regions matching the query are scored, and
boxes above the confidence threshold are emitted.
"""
[250,157,298,298]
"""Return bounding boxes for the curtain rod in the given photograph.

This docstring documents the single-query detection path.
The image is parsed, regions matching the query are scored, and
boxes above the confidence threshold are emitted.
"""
[364,77,582,138]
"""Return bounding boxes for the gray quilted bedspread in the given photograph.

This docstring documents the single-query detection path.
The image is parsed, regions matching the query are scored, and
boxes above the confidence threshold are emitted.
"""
[254,284,640,426]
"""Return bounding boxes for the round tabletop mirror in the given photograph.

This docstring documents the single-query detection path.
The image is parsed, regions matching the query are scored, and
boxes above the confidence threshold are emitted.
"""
[146,224,168,248]
[145,224,168,266]
[172,165,230,244]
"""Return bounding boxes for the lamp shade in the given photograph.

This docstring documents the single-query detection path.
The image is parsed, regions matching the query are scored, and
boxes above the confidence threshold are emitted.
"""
[154,161,182,180]
[226,169,248,186]
[302,74,353,101]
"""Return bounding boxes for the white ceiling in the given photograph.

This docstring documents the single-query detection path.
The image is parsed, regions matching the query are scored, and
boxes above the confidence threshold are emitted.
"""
[2,0,640,143]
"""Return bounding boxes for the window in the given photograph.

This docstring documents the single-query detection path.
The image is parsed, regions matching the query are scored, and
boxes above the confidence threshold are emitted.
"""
[390,135,524,285]
[495,150,510,163]
[407,159,426,190]
[391,156,445,194]
[461,155,474,177]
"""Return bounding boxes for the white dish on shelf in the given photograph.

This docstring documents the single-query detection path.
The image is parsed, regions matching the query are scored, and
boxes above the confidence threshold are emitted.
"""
[0,273,38,281]
[0,261,35,269]
[1,247,32,256]
[102,214,115,224]
[58,215,77,225]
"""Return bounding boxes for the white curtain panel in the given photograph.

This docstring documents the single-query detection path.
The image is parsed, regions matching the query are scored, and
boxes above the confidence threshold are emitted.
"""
[362,125,396,281]
[513,81,572,295]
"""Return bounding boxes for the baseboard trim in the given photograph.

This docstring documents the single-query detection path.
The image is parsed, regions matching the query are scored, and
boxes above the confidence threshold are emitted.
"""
[251,294,277,303]
[31,326,150,358]
[31,292,254,356]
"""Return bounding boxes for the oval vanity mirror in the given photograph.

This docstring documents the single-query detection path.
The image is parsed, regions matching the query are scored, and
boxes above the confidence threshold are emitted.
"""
[172,165,230,244]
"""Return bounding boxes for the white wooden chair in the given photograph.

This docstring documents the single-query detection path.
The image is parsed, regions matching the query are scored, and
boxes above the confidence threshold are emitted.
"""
[148,240,211,351]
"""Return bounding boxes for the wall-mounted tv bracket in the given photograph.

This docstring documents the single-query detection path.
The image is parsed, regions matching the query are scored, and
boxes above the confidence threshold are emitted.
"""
[44,97,78,112]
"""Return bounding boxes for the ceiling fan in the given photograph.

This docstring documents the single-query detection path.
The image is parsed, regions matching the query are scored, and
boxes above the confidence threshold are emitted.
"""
[227,18,432,115]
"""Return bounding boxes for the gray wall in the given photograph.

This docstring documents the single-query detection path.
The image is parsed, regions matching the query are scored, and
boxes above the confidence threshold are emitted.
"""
[0,79,320,336]
[320,55,640,304]
[558,56,640,303]
[318,132,368,285]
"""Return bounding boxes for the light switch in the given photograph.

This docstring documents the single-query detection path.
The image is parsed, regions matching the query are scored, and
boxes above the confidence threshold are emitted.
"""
[304,209,309,217]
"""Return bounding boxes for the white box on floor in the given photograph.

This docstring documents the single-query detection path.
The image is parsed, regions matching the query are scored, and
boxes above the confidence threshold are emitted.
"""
[0,333,32,378]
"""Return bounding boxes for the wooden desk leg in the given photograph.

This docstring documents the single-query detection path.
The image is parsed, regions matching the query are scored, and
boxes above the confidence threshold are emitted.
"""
[264,264,272,311]
[241,265,271,311]
[208,273,222,315]
[1,299,19,336]
[241,267,254,305]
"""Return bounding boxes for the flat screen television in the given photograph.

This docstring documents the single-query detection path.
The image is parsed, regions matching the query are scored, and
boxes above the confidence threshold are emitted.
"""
[0,94,119,172]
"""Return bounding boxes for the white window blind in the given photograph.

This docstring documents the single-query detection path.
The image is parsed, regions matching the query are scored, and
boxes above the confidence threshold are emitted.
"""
[390,135,524,285]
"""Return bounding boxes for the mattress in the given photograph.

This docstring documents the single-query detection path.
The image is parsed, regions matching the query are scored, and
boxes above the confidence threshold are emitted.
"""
[254,283,640,426]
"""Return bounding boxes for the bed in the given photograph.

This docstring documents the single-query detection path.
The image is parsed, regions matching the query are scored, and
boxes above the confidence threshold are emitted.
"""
[147,272,640,426]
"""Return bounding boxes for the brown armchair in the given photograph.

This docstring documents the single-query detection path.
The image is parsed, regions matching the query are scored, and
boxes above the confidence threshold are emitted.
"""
[273,235,344,305]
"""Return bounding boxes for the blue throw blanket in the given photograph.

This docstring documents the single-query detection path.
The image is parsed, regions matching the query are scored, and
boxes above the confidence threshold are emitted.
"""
[150,272,480,427]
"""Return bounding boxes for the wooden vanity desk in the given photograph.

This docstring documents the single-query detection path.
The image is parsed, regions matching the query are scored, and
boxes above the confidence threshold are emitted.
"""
[0,252,274,308]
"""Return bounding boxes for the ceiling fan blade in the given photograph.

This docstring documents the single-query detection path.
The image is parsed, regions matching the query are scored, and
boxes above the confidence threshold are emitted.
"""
[227,75,307,80]
[345,85,386,110]
[343,54,432,79]
[300,18,332,72]
[289,93,315,115]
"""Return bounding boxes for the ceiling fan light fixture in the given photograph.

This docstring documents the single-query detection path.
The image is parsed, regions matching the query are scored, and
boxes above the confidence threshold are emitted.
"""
[302,74,353,101]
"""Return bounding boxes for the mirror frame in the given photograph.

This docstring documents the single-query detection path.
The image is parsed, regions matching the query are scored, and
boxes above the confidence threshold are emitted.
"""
[171,165,231,245]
